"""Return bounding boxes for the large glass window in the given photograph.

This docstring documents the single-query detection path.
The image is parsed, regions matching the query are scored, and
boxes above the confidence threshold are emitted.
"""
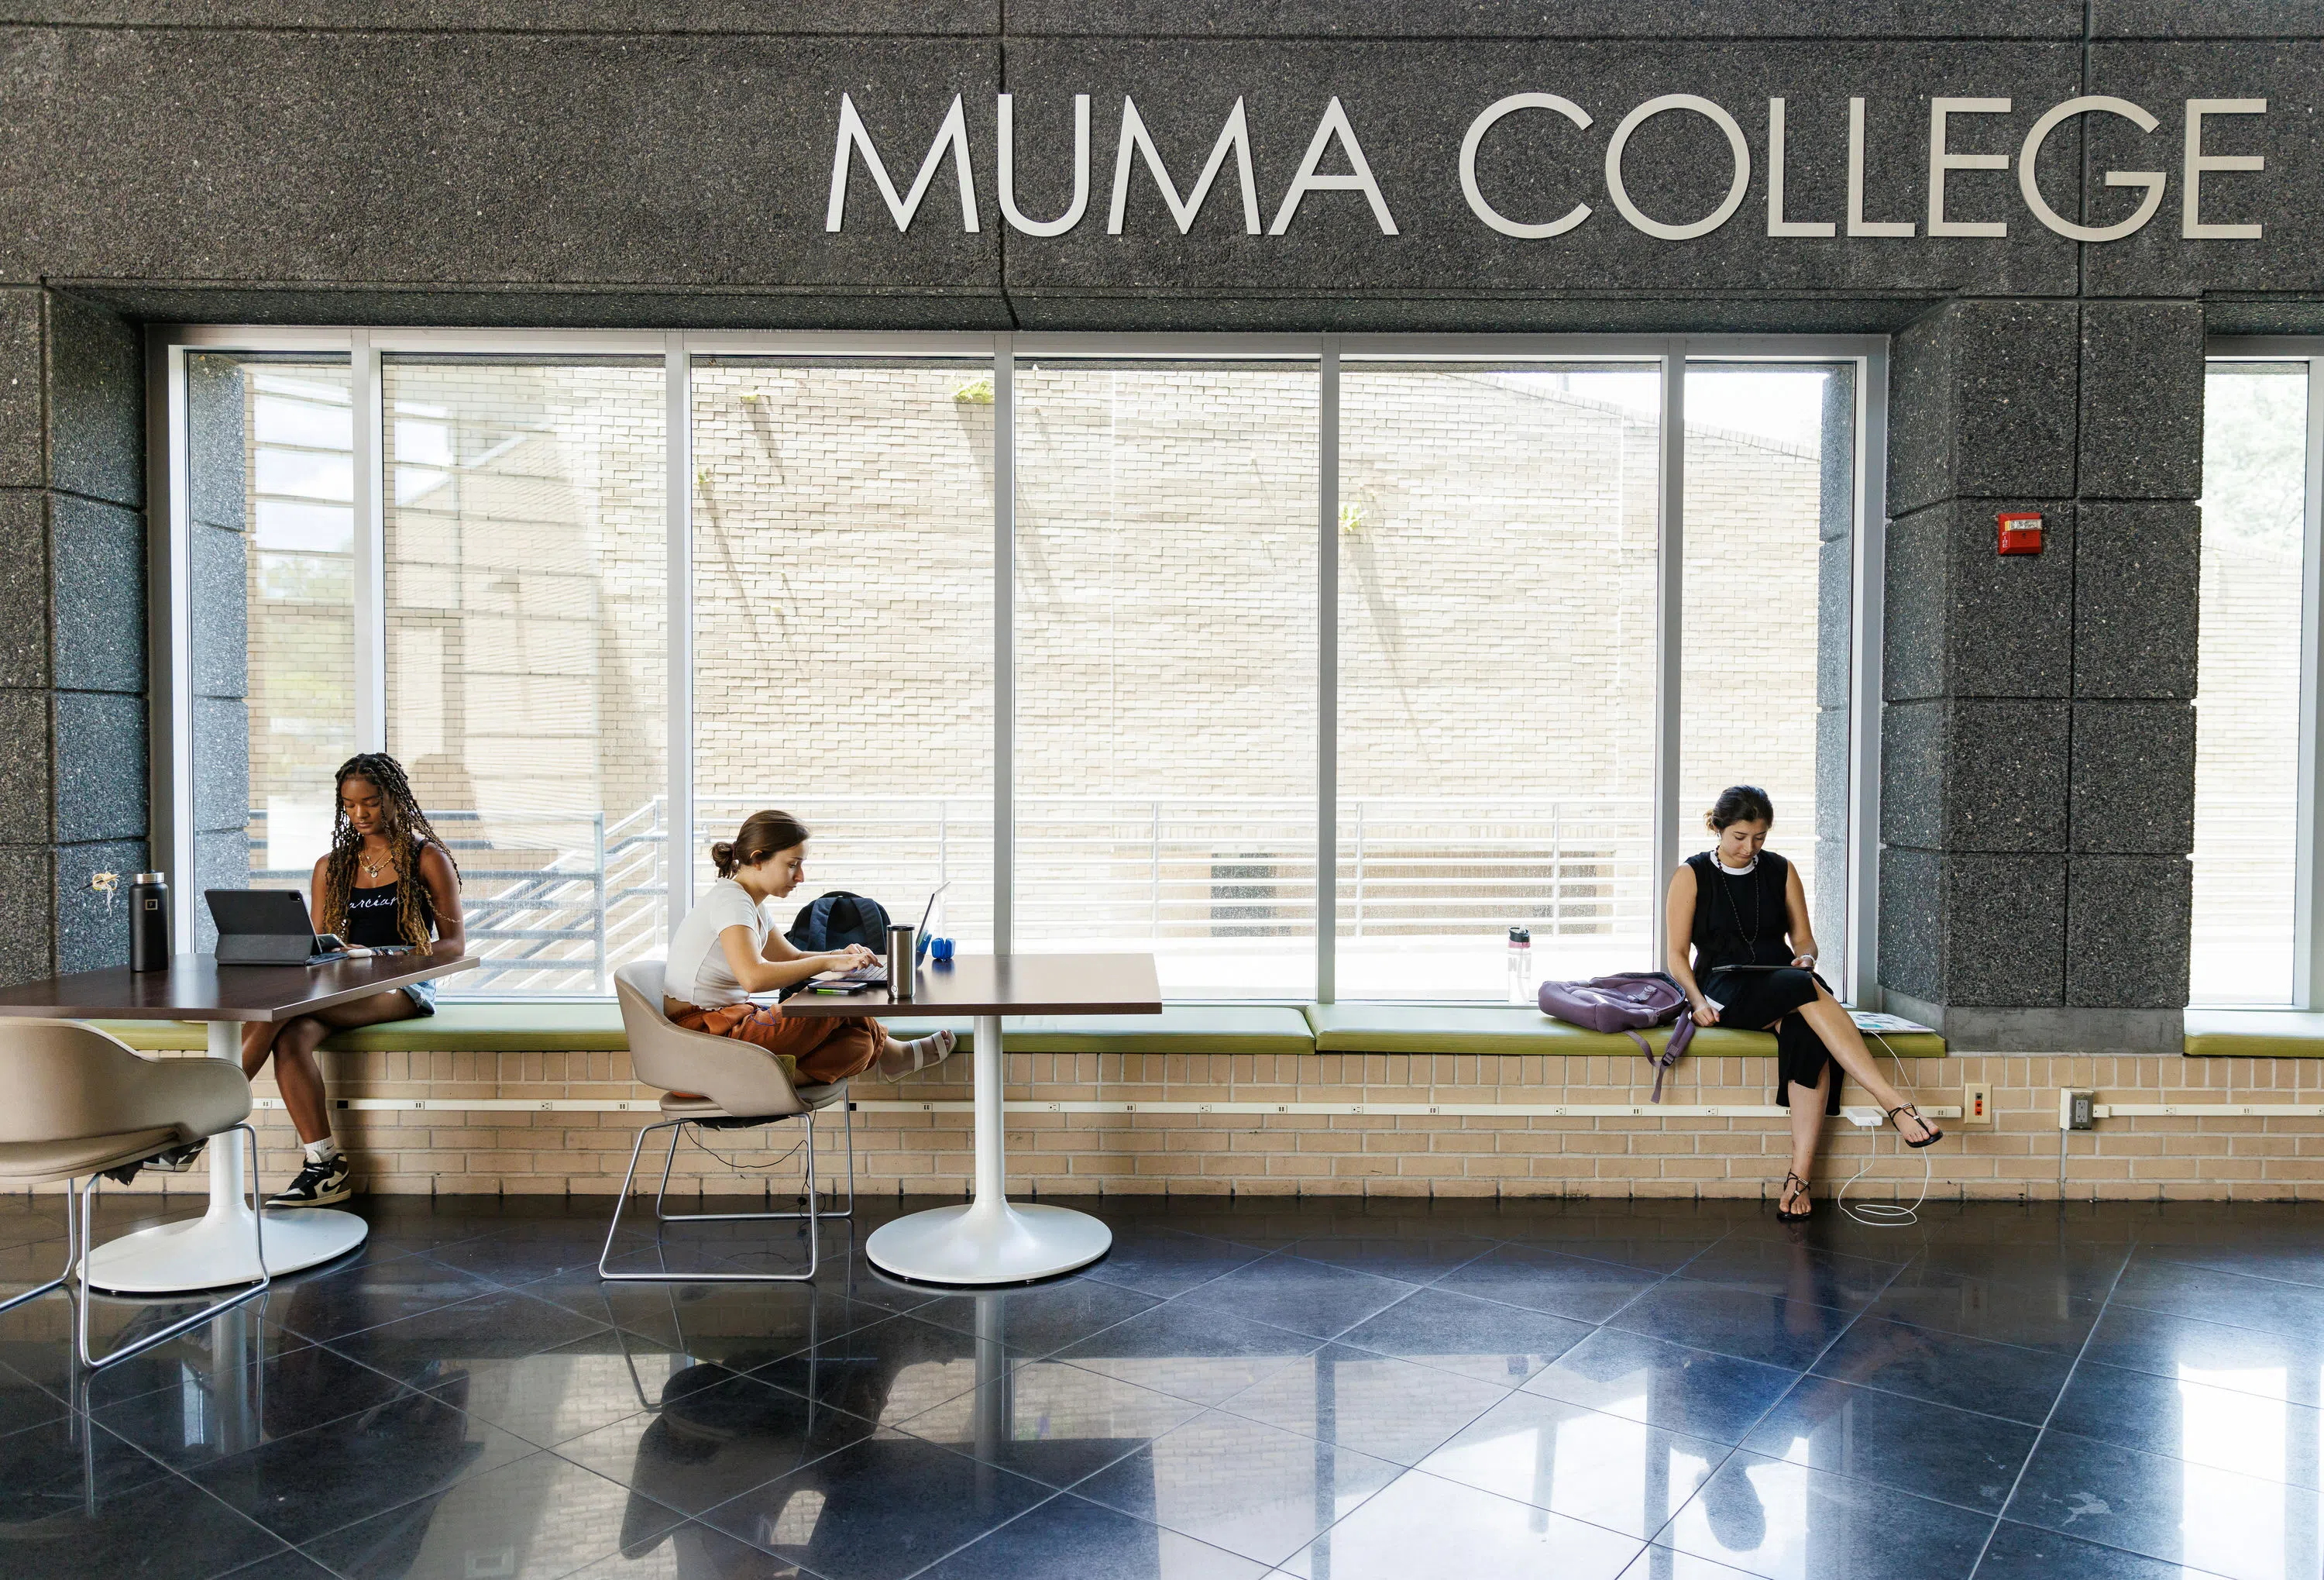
[2193,362,2309,1003]
[1016,360,1318,997]
[1337,361,1661,997]
[382,358,668,996]
[170,335,1875,1003]
[185,354,355,948]
[1679,361,1857,982]
[689,359,995,951]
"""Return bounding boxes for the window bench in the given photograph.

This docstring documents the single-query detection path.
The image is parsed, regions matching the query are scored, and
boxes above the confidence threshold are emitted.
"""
[97,1000,2324,1063]
[1305,1002,1949,1059]
[91,1000,1947,1059]
[95,1002,634,1054]
[2182,1010,2324,1057]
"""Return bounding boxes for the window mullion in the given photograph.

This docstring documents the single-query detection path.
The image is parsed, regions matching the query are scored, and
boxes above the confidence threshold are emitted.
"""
[1847,350,1889,1005]
[352,330,386,753]
[666,332,696,937]
[155,340,196,944]
[995,334,1016,954]
[1318,336,1340,1004]
[2296,357,2324,1006]
[1652,343,1686,970]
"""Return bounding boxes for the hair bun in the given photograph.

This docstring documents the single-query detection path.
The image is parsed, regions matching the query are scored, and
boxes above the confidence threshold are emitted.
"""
[710,841,736,873]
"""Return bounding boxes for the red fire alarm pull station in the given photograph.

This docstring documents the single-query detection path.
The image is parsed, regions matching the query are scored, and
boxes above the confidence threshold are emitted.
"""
[1998,511,2044,556]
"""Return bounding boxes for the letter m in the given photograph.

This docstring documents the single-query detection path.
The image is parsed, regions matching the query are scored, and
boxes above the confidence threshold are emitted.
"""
[1108,98,1263,235]
[826,93,981,233]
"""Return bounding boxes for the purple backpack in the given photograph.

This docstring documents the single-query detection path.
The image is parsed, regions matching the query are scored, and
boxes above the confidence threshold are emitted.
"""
[1536,971,1698,1101]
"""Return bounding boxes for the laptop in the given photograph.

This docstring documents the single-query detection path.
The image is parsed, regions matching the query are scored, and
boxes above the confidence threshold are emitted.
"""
[206,889,351,966]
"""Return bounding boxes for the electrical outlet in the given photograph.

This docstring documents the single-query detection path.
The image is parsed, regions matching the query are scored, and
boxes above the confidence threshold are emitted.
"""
[1961,1081,1992,1127]
[2058,1089,2096,1131]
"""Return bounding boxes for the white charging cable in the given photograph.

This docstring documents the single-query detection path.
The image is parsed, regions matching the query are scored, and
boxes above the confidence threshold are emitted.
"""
[1833,1028,1932,1228]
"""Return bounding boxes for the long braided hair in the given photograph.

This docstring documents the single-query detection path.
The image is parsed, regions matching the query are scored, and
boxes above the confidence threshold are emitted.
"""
[319,752,456,950]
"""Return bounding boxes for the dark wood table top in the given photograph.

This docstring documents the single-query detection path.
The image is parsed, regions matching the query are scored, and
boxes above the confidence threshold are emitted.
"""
[775,952,1163,1018]
[0,952,479,1024]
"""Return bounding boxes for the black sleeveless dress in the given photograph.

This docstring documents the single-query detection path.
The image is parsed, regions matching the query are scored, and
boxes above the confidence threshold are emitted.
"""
[1685,850,1840,1114]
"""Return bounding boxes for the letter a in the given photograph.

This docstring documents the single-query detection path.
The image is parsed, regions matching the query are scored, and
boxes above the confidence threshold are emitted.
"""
[826,92,981,233]
[1269,97,1399,236]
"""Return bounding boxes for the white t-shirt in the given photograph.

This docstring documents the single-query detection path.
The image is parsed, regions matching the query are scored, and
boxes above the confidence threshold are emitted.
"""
[665,878,768,1007]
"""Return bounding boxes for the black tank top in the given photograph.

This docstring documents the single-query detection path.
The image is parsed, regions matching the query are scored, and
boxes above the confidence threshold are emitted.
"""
[1686,850,1793,973]
[344,869,438,948]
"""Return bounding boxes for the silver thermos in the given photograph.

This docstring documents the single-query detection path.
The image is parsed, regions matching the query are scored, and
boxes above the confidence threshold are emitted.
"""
[885,924,916,1000]
[130,871,170,972]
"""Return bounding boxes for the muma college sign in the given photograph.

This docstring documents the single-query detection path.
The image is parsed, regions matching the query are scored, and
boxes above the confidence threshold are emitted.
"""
[826,91,2269,245]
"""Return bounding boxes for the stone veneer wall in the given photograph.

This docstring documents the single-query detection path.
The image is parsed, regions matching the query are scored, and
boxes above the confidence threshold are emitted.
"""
[0,291,147,982]
[61,1048,2324,1203]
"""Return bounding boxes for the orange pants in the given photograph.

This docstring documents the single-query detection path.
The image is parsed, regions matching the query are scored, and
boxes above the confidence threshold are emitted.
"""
[668,1000,882,1085]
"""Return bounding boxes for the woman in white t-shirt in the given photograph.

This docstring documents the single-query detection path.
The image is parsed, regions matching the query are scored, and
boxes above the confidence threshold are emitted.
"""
[662,809,955,1084]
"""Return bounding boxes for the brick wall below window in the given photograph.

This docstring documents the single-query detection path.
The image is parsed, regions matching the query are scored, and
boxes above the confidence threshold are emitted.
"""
[40,1048,2324,1203]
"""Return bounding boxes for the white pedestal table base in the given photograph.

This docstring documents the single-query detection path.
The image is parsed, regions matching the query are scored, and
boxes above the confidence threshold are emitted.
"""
[866,1014,1112,1286]
[82,1019,368,1295]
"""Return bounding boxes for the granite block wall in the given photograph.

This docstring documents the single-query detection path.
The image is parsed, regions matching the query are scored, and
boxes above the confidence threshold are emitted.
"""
[0,289,147,985]
[1881,299,2205,1050]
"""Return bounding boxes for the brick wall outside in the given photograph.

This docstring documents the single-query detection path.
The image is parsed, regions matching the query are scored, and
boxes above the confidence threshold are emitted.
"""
[238,359,1843,992]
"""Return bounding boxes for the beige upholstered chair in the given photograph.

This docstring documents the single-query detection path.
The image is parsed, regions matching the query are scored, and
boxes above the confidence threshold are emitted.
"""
[0,1020,269,1368]
[602,961,854,1282]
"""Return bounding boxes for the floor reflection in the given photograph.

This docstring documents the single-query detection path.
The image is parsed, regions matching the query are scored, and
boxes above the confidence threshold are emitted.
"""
[4,1195,2323,1580]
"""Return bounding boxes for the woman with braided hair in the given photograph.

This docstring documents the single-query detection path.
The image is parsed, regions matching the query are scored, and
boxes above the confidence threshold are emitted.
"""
[242,752,466,1207]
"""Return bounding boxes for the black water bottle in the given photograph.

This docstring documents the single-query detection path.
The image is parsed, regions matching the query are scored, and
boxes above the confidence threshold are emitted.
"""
[130,871,170,972]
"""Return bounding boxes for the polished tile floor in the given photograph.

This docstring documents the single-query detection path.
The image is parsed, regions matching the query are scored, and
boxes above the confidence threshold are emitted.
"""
[1,1189,2319,1580]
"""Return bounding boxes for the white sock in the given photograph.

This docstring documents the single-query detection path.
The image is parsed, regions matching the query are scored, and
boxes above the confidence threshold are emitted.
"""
[304,1137,341,1165]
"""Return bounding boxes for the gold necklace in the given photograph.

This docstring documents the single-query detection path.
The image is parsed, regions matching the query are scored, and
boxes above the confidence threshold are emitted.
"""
[359,848,390,882]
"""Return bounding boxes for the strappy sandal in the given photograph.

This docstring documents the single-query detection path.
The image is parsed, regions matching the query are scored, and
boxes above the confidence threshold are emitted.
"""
[1776,1171,1813,1222]
[1887,1103,1944,1148]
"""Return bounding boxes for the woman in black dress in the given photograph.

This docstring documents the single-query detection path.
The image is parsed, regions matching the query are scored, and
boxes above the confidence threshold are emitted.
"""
[1664,785,1941,1222]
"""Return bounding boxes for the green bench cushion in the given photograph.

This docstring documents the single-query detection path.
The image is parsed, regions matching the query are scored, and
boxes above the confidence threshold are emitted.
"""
[95,999,1951,1061]
[885,1005,1314,1055]
[89,1021,211,1052]
[1304,1002,1948,1060]
[95,1001,631,1055]
[2183,1009,2324,1057]
[91,1002,1310,1058]
[1000,1005,1314,1055]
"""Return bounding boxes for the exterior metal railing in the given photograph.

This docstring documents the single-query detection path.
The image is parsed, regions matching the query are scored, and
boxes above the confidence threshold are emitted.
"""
[251,793,1654,995]
[248,803,667,996]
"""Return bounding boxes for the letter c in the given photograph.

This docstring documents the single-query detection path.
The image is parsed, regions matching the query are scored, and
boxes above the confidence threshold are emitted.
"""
[2019,95,2165,243]
[1459,93,1594,239]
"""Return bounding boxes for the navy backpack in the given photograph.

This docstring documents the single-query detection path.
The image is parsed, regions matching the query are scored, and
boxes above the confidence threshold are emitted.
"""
[783,890,892,953]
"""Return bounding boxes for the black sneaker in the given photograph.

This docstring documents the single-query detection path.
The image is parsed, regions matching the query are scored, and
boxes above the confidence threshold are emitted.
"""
[266,1154,352,1208]
[144,1139,208,1173]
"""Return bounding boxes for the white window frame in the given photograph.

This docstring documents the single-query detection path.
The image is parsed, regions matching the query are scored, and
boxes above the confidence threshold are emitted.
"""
[147,326,1889,1005]
[2198,339,2324,1007]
